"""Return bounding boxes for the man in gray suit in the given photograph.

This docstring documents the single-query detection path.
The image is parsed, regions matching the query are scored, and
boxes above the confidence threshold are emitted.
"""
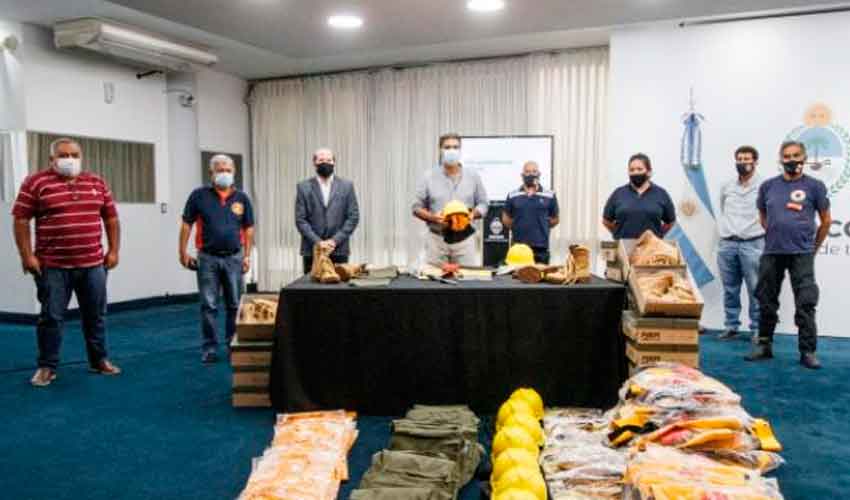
[295,148,360,274]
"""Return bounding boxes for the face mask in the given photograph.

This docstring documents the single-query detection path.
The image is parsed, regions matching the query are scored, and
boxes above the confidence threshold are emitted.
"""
[523,174,539,187]
[55,158,82,177]
[316,162,334,178]
[630,173,648,187]
[783,161,801,176]
[736,163,753,176]
[442,149,461,165]
[214,172,234,188]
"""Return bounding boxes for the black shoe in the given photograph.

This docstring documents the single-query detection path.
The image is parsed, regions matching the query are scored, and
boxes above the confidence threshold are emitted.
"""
[202,351,219,364]
[718,329,739,340]
[800,353,822,370]
[745,344,773,361]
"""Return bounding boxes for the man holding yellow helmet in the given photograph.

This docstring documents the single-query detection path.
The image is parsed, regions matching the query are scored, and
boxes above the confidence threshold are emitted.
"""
[412,133,489,265]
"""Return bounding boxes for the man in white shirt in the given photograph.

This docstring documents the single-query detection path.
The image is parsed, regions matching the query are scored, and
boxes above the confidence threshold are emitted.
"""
[295,148,360,274]
[716,146,765,341]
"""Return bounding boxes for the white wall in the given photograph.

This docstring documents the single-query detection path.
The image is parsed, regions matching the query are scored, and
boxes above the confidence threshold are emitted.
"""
[608,12,850,337]
[0,22,250,314]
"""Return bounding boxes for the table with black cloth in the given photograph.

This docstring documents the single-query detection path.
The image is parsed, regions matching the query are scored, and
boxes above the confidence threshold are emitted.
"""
[270,274,627,415]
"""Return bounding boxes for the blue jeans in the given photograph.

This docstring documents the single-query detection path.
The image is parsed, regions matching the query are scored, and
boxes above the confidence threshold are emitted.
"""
[34,266,109,369]
[717,237,764,332]
[197,251,243,353]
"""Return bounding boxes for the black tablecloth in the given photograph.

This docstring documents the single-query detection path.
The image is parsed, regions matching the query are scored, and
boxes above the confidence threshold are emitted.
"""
[270,274,627,415]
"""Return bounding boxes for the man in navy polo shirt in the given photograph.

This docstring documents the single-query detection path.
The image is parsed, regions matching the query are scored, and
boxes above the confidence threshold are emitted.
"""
[179,154,255,364]
[747,141,831,369]
[501,161,559,264]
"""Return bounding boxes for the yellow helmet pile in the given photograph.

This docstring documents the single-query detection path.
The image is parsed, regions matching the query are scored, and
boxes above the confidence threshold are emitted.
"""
[491,388,547,500]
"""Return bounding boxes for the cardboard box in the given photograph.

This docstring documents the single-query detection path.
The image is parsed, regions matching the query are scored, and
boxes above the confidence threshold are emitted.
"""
[629,267,704,318]
[236,294,279,341]
[605,265,625,282]
[233,369,270,388]
[622,310,700,346]
[617,238,685,281]
[600,240,618,263]
[232,391,272,408]
[626,340,699,368]
[230,336,273,368]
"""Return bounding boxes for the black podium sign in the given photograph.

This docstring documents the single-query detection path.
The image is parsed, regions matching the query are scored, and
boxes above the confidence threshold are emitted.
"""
[483,202,509,267]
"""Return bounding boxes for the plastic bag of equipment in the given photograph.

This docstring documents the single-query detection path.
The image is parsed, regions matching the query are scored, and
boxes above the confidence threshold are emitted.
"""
[623,444,785,500]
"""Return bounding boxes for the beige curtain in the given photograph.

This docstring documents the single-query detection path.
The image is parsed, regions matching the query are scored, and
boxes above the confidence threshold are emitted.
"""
[251,47,609,290]
[0,131,12,202]
[27,131,155,203]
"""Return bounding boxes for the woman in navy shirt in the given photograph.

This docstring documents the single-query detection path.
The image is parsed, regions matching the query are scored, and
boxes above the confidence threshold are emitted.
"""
[602,153,676,239]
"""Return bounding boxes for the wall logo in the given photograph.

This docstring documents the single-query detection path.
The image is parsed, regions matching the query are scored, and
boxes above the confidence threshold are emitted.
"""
[786,103,850,197]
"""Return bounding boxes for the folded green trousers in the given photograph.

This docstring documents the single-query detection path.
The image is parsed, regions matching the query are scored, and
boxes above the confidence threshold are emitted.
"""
[359,450,459,497]
[350,487,451,500]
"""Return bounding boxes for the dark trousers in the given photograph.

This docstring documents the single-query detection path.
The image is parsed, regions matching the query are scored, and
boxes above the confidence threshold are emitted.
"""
[303,254,349,275]
[197,251,243,353]
[34,266,109,369]
[756,253,819,353]
[531,247,550,265]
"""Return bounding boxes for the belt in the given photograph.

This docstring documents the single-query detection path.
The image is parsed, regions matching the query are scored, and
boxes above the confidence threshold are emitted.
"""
[723,235,764,242]
[201,248,241,257]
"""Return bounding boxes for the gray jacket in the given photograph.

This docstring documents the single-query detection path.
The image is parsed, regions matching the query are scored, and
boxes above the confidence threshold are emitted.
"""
[295,177,360,257]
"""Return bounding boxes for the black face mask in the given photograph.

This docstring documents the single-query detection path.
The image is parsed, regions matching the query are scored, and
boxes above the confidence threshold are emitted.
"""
[522,174,539,187]
[736,163,753,177]
[783,161,801,176]
[630,174,648,188]
[316,162,334,178]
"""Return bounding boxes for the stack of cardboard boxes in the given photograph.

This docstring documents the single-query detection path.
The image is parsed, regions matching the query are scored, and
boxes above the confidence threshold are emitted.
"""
[231,294,277,408]
[617,239,704,373]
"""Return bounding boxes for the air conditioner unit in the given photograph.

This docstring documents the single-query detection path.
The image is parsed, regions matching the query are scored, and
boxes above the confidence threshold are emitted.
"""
[54,18,218,72]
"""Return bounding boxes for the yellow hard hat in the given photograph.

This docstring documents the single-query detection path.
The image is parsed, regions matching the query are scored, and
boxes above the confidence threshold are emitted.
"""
[503,413,544,447]
[492,466,547,500]
[510,388,544,420]
[492,426,539,460]
[441,200,469,217]
[494,488,540,500]
[506,244,535,266]
[496,399,535,432]
[492,448,539,484]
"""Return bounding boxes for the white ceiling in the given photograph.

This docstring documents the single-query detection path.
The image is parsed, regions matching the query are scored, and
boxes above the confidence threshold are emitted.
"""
[0,0,845,79]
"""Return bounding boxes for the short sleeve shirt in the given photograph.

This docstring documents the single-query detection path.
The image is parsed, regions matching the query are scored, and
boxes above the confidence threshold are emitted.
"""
[504,186,559,248]
[11,169,118,269]
[757,175,829,254]
[182,187,255,253]
[603,183,676,239]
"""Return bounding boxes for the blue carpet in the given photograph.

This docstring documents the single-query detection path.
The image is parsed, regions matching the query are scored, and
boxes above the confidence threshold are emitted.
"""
[0,304,847,500]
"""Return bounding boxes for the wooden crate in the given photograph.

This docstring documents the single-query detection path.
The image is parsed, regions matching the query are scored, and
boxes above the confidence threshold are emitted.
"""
[622,310,699,346]
[617,238,685,281]
[628,267,704,318]
[230,336,273,368]
[236,294,279,341]
[626,340,699,369]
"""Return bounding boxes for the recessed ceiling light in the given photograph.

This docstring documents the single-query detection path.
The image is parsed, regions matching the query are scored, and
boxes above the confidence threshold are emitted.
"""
[467,0,505,12]
[328,15,364,29]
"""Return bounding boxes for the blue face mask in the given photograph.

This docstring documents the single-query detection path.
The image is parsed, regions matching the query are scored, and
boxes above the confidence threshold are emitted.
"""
[442,148,461,165]
[214,172,234,188]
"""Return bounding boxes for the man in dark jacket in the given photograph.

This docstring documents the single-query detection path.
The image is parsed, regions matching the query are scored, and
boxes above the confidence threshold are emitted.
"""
[295,148,360,273]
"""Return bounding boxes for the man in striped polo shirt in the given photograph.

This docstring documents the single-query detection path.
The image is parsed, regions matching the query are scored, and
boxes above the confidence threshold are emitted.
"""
[12,137,122,387]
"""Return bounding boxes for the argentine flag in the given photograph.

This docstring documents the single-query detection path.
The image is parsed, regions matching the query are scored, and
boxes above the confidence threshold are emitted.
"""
[665,111,718,288]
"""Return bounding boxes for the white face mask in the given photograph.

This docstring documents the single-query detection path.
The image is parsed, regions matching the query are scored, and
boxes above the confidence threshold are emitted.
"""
[55,158,82,177]
[214,172,234,188]
[442,148,461,165]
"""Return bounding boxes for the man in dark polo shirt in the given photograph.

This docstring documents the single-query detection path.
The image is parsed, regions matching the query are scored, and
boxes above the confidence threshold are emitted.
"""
[12,137,122,387]
[747,141,831,369]
[180,154,255,364]
[501,161,559,264]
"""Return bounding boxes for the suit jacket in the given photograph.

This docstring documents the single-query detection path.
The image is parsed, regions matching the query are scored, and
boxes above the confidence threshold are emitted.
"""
[295,176,360,257]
